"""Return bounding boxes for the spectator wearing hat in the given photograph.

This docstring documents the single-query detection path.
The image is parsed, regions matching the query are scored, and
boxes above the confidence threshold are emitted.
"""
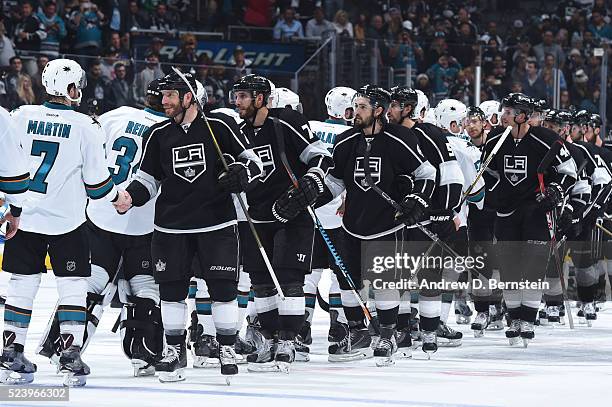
[172,33,198,68]
[106,62,134,110]
[273,7,304,41]
[37,1,66,58]
[521,58,546,101]
[332,9,353,38]
[571,68,590,105]
[225,46,252,85]
[305,7,333,38]
[426,52,461,104]
[144,36,170,71]
[588,9,612,40]
[533,30,565,69]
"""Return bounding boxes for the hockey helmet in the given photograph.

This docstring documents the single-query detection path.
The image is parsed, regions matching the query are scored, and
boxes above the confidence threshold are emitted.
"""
[413,89,430,120]
[41,58,87,104]
[325,86,356,120]
[435,99,467,134]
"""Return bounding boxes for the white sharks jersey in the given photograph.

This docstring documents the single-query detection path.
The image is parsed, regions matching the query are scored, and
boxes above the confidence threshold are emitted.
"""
[87,107,167,235]
[0,107,30,208]
[447,135,484,227]
[10,103,118,235]
[309,120,351,229]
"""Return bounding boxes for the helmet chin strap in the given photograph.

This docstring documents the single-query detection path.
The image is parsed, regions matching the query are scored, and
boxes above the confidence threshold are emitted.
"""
[65,89,82,105]
[173,93,192,126]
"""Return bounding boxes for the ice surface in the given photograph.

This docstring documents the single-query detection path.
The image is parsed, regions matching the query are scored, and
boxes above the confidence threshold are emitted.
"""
[1,270,611,407]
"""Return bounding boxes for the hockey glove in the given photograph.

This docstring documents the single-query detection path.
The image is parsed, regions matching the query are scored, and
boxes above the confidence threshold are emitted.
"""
[218,162,251,193]
[536,182,564,212]
[584,201,606,227]
[557,203,582,238]
[395,194,429,226]
[272,171,325,223]
[427,209,457,239]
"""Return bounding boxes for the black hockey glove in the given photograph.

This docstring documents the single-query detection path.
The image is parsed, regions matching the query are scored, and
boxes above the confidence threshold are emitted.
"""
[536,182,564,212]
[557,203,582,238]
[584,201,606,227]
[272,171,325,223]
[395,194,429,226]
[427,209,457,239]
[218,162,251,193]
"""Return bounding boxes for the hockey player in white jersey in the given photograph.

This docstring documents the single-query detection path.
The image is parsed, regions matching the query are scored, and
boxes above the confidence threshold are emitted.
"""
[300,87,355,360]
[0,107,30,241]
[1,59,118,386]
[37,79,168,377]
[478,100,501,133]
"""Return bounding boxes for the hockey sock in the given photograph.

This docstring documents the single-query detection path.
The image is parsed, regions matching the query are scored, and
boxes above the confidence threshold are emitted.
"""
[56,277,88,347]
[130,275,160,304]
[88,264,110,294]
[419,295,440,332]
[3,274,41,346]
[212,300,238,346]
[236,269,251,332]
[440,293,453,324]
[303,269,323,324]
[278,284,304,340]
[253,285,280,337]
[195,278,215,336]
[187,278,197,314]
[374,289,399,326]
[161,300,187,337]
[396,291,411,330]
[329,272,347,324]
[519,305,538,323]
[340,289,364,327]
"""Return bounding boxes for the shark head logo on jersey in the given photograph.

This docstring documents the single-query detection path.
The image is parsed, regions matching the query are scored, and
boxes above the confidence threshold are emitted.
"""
[252,145,275,182]
[354,156,381,191]
[504,155,527,185]
[172,143,206,183]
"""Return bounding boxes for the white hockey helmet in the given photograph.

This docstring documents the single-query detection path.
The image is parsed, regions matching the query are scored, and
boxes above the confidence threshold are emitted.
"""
[265,79,277,108]
[41,58,87,104]
[325,86,357,120]
[195,80,208,106]
[270,87,303,113]
[479,100,501,126]
[211,107,242,124]
[435,99,468,134]
[413,89,430,120]
[423,108,438,125]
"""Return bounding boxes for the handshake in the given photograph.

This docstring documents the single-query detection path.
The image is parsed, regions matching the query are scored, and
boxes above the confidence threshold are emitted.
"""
[112,190,133,214]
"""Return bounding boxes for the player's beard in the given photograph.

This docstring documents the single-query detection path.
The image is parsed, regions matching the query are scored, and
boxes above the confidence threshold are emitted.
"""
[354,113,374,129]
[238,103,256,120]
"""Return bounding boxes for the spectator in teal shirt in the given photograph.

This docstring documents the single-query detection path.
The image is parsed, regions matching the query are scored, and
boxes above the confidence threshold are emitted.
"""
[588,10,612,40]
[426,53,461,104]
[37,1,66,58]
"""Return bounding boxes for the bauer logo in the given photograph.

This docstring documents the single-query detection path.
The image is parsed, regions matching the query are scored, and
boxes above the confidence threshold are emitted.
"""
[253,145,275,182]
[173,144,206,183]
[354,156,381,192]
[503,155,527,186]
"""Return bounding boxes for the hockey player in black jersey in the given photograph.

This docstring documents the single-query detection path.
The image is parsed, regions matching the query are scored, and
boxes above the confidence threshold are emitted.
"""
[114,71,263,382]
[324,85,436,363]
[387,87,464,353]
[230,74,333,373]
[483,93,577,346]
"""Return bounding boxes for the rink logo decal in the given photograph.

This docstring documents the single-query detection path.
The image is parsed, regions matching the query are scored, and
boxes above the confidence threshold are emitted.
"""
[503,155,527,186]
[253,145,275,182]
[172,143,206,183]
[354,156,381,191]
[66,261,76,272]
[155,260,166,272]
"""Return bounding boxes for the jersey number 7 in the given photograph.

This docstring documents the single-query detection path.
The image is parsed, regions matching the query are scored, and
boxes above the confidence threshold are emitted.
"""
[30,140,59,194]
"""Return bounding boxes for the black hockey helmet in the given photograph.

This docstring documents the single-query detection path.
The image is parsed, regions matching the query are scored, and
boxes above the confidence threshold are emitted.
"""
[556,110,573,125]
[355,85,392,111]
[500,93,534,116]
[146,78,164,111]
[231,74,272,101]
[466,105,486,121]
[157,71,197,97]
[389,86,418,109]
[543,109,559,123]
[531,98,548,112]
[589,113,602,128]
[571,109,591,125]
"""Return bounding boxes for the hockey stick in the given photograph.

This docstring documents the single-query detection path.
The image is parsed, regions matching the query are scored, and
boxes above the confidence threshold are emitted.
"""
[595,222,612,238]
[171,67,285,299]
[459,125,513,206]
[537,139,574,329]
[270,117,375,325]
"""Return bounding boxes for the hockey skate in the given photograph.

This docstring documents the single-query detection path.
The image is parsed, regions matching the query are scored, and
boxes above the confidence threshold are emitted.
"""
[58,343,90,387]
[298,320,312,346]
[505,319,521,346]
[293,336,310,362]
[275,340,296,373]
[519,321,534,348]
[545,305,561,326]
[328,326,373,362]
[436,322,462,347]
[471,311,489,338]
[193,334,220,368]
[247,338,279,373]
[374,326,397,367]
[244,316,265,353]
[394,327,413,358]
[0,343,37,384]
[582,302,597,327]
[156,341,187,383]
[220,345,238,385]
[454,299,472,325]
[487,304,505,330]
[537,306,547,326]
[421,331,437,359]
[328,310,348,345]
[233,336,253,364]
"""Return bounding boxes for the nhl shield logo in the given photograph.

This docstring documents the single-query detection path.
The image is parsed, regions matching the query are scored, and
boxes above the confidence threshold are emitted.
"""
[66,261,76,272]
[354,156,381,191]
[504,155,527,186]
[173,143,206,183]
[253,145,275,182]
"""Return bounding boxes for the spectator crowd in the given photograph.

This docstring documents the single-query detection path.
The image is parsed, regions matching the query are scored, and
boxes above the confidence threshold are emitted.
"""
[0,0,610,126]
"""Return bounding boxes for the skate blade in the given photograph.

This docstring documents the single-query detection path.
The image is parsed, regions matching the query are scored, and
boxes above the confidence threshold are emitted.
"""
[486,321,505,331]
[508,337,521,346]
[0,370,34,384]
[586,319,594,327]
[158,368,186,383]
[437,339,462,347]
[456,317,471,325]
[396,348,412,359]
[63,373,86,387]
[295,352,310,362]
[328,348,373,363]
[247,362,279,373]
[539,319,548,326]
[234,354,247,365]
[522,338,530,348]
[275,361,291,374]
[193,356,220,369]
[132,360,155,377]
[578,316,587,325]
[473,330,484,338]
[375,356,395,367]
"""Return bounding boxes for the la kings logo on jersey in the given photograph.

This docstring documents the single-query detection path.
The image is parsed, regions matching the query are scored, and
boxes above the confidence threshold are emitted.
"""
[354,156,381,191]
[504,155,527,186]
[253,145,275,182]
[173,143,206,183]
